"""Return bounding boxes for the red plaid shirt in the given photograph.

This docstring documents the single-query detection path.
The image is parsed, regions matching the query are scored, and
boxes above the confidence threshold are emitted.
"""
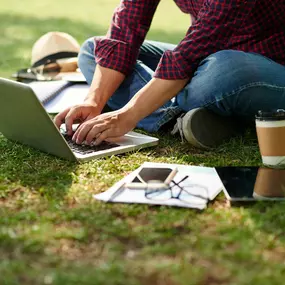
[94,0,285,80]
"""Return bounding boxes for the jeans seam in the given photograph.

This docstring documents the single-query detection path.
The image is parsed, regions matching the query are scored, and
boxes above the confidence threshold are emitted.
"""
[204,82,285,108]
[133,66,152,85]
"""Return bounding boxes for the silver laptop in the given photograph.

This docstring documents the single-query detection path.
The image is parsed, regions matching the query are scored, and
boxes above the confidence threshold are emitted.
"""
[0,78,159,162]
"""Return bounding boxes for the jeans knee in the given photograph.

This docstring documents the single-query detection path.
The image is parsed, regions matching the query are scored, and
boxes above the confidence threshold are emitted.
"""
[190,50,263,98]
[202,50,260,84]
[178,50,265,111]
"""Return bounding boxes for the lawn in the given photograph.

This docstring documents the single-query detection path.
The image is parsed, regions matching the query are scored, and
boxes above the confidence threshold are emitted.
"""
[0,1,284,284]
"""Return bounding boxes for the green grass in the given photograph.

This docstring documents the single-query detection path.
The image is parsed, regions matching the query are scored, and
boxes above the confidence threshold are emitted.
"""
[1,1,285,284]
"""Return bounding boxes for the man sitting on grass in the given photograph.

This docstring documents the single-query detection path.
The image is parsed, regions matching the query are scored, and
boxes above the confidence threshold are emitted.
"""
[55,0,285,149]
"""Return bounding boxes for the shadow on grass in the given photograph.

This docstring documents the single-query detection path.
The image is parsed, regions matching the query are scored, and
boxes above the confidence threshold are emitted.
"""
[0,135,77,201]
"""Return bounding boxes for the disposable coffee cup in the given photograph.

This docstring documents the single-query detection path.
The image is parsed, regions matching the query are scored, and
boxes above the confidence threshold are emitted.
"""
[256,109,285,167]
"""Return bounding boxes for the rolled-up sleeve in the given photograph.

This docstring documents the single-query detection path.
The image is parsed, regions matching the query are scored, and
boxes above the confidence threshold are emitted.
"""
[94,0,160,75]
[154,0,256,80]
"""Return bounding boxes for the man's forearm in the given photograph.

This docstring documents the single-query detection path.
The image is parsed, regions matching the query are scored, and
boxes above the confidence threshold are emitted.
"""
[123,77,189,122]
[85,65,125,111]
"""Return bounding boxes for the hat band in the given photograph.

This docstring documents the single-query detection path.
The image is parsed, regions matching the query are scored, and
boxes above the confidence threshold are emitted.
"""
[32,51,78,68]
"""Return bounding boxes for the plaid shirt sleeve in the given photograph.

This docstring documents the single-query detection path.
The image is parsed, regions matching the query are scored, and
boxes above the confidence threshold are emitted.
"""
[94,0,160,76]
[154,0,257,80]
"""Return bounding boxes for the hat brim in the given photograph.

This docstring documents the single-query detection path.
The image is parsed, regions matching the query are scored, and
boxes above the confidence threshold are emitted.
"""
[31,51,78,68]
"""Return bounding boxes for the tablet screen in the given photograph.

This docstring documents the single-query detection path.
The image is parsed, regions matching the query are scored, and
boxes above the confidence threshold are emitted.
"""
[215,167,285,201]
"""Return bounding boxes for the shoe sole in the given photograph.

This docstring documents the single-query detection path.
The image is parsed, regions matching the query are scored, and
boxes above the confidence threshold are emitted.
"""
[182,108,238,149]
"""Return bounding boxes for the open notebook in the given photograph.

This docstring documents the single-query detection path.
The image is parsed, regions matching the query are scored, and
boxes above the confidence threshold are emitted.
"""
[29,81,89,113]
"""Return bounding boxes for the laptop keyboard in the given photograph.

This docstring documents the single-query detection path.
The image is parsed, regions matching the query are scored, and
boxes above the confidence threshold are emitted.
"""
[62,134,119,154]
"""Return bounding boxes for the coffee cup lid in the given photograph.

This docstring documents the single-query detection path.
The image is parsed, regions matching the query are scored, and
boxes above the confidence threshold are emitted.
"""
[256,109,285,121]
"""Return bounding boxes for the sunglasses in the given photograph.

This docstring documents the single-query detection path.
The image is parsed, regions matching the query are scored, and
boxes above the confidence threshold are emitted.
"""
[32,60,61,80]
[14,58,78,82]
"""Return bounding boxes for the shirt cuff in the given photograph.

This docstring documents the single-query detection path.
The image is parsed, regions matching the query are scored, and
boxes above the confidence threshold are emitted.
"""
[153,50,194,80]
[94,38,136,76]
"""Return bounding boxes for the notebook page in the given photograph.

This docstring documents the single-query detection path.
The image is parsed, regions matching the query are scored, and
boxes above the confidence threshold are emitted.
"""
[29,80,71,104]
[44,84,89,113]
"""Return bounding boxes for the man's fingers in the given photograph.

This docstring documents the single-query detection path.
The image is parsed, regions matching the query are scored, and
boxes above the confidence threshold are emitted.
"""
[54,108,70,129]
[73,122,93,144]
[72,120,93,142]
[65,107,82,135]
[85,124,110,145]
[94,129,113,145]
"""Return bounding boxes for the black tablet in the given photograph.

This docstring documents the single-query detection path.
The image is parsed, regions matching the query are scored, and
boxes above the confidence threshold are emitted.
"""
[215,166,285,202]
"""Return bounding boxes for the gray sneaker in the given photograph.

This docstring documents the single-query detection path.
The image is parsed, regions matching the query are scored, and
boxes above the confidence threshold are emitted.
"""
[171,108,239,149]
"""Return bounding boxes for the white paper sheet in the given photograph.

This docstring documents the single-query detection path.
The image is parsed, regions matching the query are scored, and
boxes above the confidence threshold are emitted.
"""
[44,84,89,113]
[94,162,224,210]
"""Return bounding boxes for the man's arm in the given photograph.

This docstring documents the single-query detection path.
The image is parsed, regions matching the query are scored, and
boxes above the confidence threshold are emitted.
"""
[85,0,162,113]
[79,0,161,125]
[84,66,125,111]
[55,0,160,133]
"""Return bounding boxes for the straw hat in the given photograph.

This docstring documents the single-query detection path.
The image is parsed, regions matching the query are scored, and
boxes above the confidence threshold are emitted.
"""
[31,31,80,68]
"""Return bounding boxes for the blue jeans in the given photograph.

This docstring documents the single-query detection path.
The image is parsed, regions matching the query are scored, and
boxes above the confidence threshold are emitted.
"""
[78,37,285,132]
